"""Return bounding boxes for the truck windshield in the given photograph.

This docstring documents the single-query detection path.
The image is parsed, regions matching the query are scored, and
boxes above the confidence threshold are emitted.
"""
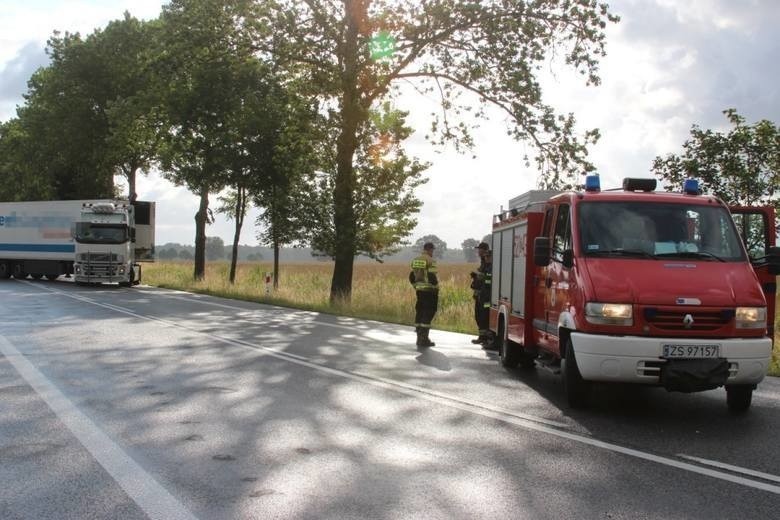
[73,223,129,244]
[578,201,746,261]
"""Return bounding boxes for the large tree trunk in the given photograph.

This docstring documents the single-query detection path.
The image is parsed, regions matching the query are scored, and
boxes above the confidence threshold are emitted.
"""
[229,187,246,284]
[126,164,137,202]
[329,0,365,304]
[229,222,241,283]
[193,188,209,280]
[273,237,280,290]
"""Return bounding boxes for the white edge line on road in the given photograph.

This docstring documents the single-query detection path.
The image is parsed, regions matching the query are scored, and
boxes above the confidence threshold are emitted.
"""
[0,335,199,520]
[677,454,780,484]
[23,282,780,496]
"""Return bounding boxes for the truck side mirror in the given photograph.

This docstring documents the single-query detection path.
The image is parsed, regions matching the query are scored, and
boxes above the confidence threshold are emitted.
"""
[562,249,574,269]
[768,246,780,275]
[534,237,551,267]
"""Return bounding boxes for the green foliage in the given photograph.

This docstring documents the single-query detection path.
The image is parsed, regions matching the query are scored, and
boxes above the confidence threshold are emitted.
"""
[308,103,429,260]
[652,109,779,211]
[0,13,158,202]
[255,0,618,299]
[155,0,262,278]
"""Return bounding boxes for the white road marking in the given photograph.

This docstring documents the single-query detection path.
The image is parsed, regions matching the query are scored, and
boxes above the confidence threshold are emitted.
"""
[678,454,780,484]
[0,335,199,520]
[16,281,780,496]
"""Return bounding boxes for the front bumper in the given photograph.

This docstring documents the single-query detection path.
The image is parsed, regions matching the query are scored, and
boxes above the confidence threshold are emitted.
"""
[74,262,130,284]
[570,332,771,386]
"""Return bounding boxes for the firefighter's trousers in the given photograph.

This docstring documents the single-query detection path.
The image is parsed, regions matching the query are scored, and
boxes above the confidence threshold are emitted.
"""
[474,298,489,335]
[415,290,438,329]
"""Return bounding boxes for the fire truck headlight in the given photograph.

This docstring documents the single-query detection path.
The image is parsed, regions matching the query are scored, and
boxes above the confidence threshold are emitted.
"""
[585,302,633,326]
[735,307,766,329]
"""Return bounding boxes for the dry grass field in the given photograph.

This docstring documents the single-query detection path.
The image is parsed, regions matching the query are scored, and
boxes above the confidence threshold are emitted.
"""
[143,261,780,376]
[143,261,478,334]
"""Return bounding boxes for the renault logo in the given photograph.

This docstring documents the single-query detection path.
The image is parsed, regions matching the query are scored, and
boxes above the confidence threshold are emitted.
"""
[683,314,694,329]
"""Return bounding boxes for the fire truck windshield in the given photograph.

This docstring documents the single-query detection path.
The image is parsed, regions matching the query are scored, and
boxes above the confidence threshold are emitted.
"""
[578,201,746,261]
[73,223,129,244]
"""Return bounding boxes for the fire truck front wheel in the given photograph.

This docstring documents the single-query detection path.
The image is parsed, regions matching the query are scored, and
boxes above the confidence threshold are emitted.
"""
[725,384,753,413]
[499,333,521,369]
[562,340,590,409]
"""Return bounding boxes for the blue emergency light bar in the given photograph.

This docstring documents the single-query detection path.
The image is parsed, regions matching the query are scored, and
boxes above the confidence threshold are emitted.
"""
[584,175,600,192]
[683,179,700,195]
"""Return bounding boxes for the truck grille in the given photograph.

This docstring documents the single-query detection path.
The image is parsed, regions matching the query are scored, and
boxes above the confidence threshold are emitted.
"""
[79,252,121,277]
[79,252,118,262]
[642,307,734,332]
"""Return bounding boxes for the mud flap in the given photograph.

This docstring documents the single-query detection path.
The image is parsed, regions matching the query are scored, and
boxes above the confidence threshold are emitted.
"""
[660,359,730,393]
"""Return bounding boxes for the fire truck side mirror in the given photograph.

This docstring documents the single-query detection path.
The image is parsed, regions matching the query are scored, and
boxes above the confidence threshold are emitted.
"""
[534,237,551,267]
[768,246,780,275]
[562,249,574,269]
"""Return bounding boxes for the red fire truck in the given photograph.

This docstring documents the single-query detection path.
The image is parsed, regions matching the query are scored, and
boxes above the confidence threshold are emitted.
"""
[489,176,779,411]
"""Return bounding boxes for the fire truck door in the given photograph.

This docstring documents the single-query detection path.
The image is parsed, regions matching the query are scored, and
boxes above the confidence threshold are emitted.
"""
[729,206,777,339]
[534,203,571,350]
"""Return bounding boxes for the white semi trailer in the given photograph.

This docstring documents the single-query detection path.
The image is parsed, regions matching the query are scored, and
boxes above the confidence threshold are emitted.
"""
[0,199,155,286]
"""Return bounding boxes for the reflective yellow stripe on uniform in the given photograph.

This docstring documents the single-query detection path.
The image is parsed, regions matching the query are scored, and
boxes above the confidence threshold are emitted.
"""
[411,259,428,269]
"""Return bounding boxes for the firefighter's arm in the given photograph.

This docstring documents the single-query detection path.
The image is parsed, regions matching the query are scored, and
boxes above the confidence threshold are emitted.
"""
[479,273,492,302]
[428,260,439,288]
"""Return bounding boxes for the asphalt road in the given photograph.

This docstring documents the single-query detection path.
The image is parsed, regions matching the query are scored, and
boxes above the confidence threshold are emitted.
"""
[1,278,779,520]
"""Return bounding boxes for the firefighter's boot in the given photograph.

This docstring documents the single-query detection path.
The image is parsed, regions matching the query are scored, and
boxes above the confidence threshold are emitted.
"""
[420,328,435,347]
[416,329,427,347]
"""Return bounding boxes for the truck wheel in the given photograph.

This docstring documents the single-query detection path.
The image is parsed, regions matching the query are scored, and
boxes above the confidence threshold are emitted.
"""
[562,340,590,409]
[726,385,753,413]
[500,334,520,369]
[12,264,27,279]
[45,274,59,281]
[0,262,10,279]
[30,273,43,280]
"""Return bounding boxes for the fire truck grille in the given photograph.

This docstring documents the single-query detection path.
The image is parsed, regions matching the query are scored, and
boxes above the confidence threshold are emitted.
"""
[642,307,734,332]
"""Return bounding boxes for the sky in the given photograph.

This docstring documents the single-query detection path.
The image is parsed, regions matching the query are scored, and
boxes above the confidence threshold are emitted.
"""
[1,0,779,249]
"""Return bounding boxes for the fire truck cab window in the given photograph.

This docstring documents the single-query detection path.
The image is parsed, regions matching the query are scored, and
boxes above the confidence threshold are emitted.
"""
[552,205,571,262]
[578,201,746,261]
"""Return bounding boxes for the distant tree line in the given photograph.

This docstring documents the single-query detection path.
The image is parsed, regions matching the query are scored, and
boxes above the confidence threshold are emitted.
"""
[156,234,492,264]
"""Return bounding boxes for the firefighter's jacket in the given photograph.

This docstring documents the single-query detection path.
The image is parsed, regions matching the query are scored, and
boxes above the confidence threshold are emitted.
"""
[409,254,439,291]
[470,258,492,307]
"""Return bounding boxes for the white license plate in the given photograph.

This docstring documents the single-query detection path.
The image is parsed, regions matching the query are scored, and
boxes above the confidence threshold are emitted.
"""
[662,344,720,359]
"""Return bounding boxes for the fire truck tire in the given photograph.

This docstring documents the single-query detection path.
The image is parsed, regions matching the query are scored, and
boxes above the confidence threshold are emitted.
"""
[562,340,590,408]
[46,274,59,281]
[30,273,43,280]
[725,385,752,413]
[0,262,10,279]
[499,335,520,369]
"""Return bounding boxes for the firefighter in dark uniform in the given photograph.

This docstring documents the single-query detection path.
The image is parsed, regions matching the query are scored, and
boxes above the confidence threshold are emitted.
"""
[470,242,494,348]
[409,242,439,347]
